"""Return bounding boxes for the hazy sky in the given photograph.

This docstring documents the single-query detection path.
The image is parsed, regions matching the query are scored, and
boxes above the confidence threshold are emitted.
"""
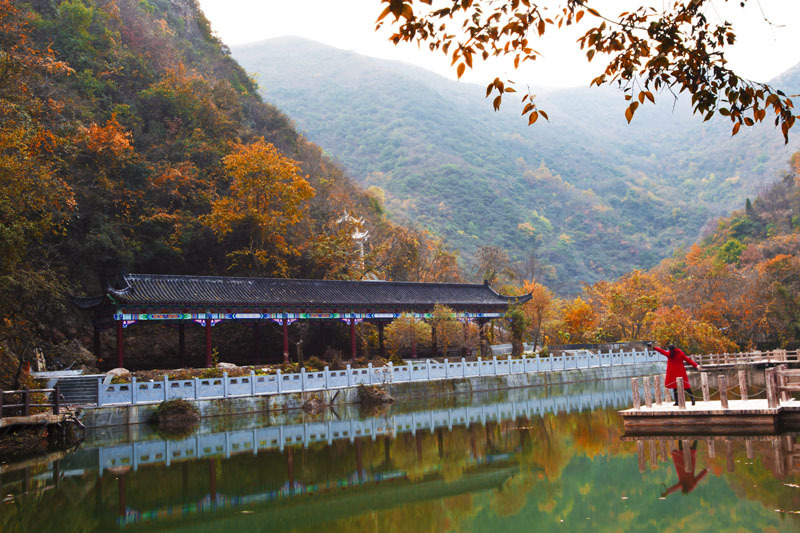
[198,0,800,88]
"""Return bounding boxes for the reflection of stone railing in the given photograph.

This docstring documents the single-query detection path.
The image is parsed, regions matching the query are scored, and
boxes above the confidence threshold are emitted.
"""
[97,350,664,406]
[97,381,632,474]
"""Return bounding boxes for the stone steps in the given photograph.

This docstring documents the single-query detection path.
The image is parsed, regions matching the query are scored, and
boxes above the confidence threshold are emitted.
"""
[55,376,104,405]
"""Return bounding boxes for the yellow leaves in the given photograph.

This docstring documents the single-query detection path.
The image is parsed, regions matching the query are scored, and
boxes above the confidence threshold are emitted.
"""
[757,254,796,275]
[150,161,211,211]
[385,314,432,355]
[625,101,638,123]
[493,94,502,111]
[0,119,75,273]
[373,0,799,141]
[0,0,73,91]
[517,222,536,235]
[463,50,473,68]
[376,6,392,23]
[376,0,412,22]
[647,305,737,354]
[79,113,134,159]
[205,138,315,270]
[29,129,57,154]
[561,297,597,342]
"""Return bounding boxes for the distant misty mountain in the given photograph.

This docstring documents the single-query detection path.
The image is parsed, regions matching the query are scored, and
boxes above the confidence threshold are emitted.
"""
[233,36,800,293]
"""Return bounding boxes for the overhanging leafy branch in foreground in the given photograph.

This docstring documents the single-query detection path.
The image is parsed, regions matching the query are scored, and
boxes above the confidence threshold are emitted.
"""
[377,0,798,142]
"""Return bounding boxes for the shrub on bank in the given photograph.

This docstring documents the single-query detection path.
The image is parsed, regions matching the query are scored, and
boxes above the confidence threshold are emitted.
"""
[150,399,200,439]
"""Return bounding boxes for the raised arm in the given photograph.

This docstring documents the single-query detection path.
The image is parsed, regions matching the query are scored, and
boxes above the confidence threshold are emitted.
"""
[678,349,699,369]
[652,346,669,357]
[663,481,683,497]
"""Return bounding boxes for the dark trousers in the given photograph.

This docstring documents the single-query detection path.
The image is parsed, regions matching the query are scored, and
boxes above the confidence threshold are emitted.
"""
[673,387,696,405]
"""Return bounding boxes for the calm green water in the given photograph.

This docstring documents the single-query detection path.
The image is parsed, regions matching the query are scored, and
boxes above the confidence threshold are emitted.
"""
[1,378,798,532]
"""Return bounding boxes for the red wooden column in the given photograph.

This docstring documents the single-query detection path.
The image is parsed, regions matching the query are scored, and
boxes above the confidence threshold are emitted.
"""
[470,426,477,460]
[252,321,260,365]
[92,323,101,360]
[462,320,468,357]
[355,439,363,482]
[350,317,357,361]
[282,318,289,363]
[115,319,124,368]
[182,463,189,502]
[178,322,186,367]
[378,321,385,359]
[208,459,217,502]
[479,319,489,357]
[117,473,126,519]
[204,318,212,367]
[287,447,294,494]
[94,474,102,511]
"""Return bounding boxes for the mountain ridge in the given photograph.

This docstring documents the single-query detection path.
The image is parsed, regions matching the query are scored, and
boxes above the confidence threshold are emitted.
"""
[233,36,800,293]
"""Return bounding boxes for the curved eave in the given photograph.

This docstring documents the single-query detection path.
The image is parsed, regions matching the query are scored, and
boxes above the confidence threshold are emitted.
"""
[70,295,108,309]
[503,292,533,305]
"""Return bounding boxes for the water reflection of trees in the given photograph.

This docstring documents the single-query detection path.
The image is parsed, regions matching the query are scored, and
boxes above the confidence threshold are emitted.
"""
[630,434,800,520]
[2,411,798,532]
[0,407,625,532]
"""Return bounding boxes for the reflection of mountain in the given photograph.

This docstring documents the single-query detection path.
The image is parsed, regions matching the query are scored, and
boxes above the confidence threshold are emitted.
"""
[233,37,800,292]
[119,460,517,531]
[1,382,797,532]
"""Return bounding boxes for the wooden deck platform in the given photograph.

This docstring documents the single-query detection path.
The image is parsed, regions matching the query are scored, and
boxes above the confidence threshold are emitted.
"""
[620,399,800,435]
[620,367,800,435]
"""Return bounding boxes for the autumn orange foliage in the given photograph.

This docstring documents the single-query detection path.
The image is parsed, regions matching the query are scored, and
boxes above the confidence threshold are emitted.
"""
[205,138,315,275]
[79,114,134,158]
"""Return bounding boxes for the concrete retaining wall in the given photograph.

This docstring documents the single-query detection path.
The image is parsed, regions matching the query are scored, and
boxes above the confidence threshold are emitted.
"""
[78,362,665,428]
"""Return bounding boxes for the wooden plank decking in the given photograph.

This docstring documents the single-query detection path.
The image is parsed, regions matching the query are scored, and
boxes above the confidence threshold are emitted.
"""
[620,367,800,435]
[620,399,799,434]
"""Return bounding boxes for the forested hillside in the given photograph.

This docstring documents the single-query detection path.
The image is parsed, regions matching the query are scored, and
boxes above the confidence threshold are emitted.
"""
[233,37,800,293]
[0,0,459,379]
[3,0,797,380]
[513,156,800,353]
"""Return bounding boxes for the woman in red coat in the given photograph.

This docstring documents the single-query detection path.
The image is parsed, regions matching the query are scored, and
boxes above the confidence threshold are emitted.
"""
[648,343,701,405]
